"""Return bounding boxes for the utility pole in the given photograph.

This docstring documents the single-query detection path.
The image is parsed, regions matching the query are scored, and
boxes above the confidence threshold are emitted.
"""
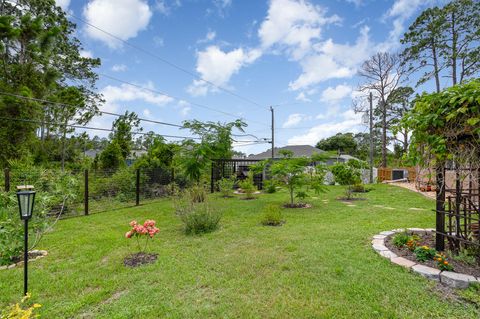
[270,106,275,159]
[369,92,374,184]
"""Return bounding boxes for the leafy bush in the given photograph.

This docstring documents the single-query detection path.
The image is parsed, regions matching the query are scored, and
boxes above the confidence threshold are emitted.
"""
[217,176,235,197]
[452,248,478,266]
[330,162,361,199]
[295,191,309,202]
[392,232,410,247]
[434,252,453,271]
[263,180,277,193]
[261,204,284,226]
[414,245,437,262]
[178,203,221,234]
[0,169,79,266]
[173,190,221,235]
[187,184,207,203]
[238,172,256,199]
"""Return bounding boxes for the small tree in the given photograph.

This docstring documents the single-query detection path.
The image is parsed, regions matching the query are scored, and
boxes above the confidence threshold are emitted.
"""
[269,150,309,206]
[330,162,361,199]
[238,171,256,200]
[217,176,235,198]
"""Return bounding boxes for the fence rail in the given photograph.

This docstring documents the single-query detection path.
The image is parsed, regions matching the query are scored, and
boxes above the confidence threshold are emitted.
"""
[2,167,177,218]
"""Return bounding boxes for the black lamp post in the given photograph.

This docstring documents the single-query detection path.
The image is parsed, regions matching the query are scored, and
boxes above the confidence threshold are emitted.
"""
[16,188,35,296]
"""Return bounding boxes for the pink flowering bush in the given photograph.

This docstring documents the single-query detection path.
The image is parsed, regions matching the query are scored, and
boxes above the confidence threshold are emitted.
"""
[125,219,159,252]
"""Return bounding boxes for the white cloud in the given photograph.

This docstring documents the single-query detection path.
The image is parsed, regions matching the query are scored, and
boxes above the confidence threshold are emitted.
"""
[288,109,363,145]
[79,50,93,58]
[289,26,372,90]
[320,84,352,103]
[212,0,232,16]
[258,0,341,60]
[102,82,174,107]
[83,0,153,48]
[282,113,310,128]
[180,106,191,116]
[295,92,311,102]
[188,46,261,96]
[111,64,127,72]
[143,109,151,117]
[55,0,70,10]
[177,100,191,116]
[197,31,216,44]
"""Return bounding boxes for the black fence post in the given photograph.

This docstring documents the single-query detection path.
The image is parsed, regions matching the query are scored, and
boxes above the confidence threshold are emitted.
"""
[84,169,89,216]
[4,168,10,192]
[136,169,140,206]
[435,164,445,251]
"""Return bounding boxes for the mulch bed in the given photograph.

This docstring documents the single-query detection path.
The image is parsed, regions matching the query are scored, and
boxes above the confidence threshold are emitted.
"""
[123,252,158,268]
[283,203,312,209]
[11,251,45,264]
[385,232,480,278]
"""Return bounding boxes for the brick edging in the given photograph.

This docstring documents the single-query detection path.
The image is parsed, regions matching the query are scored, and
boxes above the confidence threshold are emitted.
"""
[0,250,48,270]
[372,229,479,289]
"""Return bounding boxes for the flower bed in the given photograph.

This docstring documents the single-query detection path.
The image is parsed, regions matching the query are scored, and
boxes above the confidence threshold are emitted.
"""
[372,228,480,289]
[0,250,48,270]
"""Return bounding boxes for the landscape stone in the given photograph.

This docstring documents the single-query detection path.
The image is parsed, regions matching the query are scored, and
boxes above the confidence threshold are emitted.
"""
[373,234,387,240]
[391,257,416,268]
[0,265,7,270]
[379,250,397,259]
[440,271,477,289]
[371,239,385,245]
[7,264,15,269]
[372,244,388,252]
[407,228,426,234]
[411,265,441,281]
[379,231,395,236]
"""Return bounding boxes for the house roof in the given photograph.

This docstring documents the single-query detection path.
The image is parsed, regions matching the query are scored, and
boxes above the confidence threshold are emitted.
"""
[247,145,325,160]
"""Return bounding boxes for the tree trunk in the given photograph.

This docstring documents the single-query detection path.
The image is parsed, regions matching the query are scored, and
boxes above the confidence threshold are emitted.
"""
[290,186,294,206]
[451,11,458,86]
[432,40,441,93]
[381,101,387,168]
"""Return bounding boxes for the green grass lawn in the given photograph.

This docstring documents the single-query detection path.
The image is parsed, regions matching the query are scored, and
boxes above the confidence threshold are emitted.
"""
[1,184,478,318]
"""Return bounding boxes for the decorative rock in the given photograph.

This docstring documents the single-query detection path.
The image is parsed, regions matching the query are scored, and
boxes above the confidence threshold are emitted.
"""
[373,234,387,240]
[0,265,7,270]
[412,265,441,281]
[379,250,397,259]
[7,264,16,269]
[379,231,395,236]
[425,228,436,233]
[441,271,477,289]
[372,244,389,252]
[391,257,416,268]
[407,228,425,234]
[391,228,406,233]
[16,261,24,267]
[371,239,385,245]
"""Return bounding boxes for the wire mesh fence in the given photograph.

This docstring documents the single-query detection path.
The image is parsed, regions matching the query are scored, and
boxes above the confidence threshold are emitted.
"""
[2,167,178,218]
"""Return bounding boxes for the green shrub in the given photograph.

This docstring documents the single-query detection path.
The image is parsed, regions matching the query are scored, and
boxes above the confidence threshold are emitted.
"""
[392,232,410,247]
[263,180,277,193]
[238,172,256,199]
[261,204,284,226]
[414,245,437,262]
[295,191,309,202]
[178,203,221,234]
[187,184,207,203]
[217,176,235,197]
[452,248,478,266]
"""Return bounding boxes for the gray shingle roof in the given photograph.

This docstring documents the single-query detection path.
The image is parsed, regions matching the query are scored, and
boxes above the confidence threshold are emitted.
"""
[247,145,326,160]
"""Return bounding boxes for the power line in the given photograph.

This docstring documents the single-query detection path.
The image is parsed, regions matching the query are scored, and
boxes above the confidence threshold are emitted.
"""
[68,13,267,110]
[97,72,270,127]
[0,116,201,140]
[0,91,268,142]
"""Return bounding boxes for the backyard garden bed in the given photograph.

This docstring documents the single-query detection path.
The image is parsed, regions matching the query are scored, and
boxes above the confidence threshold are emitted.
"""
[123,252,158,268]
[385,232,480,278]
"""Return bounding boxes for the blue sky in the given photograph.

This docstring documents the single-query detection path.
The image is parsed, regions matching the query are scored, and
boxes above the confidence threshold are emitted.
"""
[56,0,447,155]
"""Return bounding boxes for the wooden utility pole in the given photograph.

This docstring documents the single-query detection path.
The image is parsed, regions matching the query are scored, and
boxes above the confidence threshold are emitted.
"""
[369,92,374,183]
[270,106,275,159]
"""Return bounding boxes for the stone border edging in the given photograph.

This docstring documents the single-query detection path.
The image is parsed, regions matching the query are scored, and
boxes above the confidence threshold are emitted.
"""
[0,250,48,270]
[372,229,479,289]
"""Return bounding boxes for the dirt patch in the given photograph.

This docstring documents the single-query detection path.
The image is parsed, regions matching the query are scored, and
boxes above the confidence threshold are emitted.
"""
[240,197,257,200]
[283,203,312,209]
[385,232,480,277]
[123,252,158,268]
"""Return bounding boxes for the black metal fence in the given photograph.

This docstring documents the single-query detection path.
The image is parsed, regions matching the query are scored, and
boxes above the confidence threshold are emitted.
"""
[210,159,264,192]
[2,167,177,218]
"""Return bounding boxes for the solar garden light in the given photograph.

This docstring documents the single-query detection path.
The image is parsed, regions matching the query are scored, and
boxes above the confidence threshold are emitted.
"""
[16,185,36,296]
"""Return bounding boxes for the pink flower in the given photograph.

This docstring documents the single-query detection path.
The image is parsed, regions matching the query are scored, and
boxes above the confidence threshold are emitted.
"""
[125,231,133,238]
[130,220,138,227]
